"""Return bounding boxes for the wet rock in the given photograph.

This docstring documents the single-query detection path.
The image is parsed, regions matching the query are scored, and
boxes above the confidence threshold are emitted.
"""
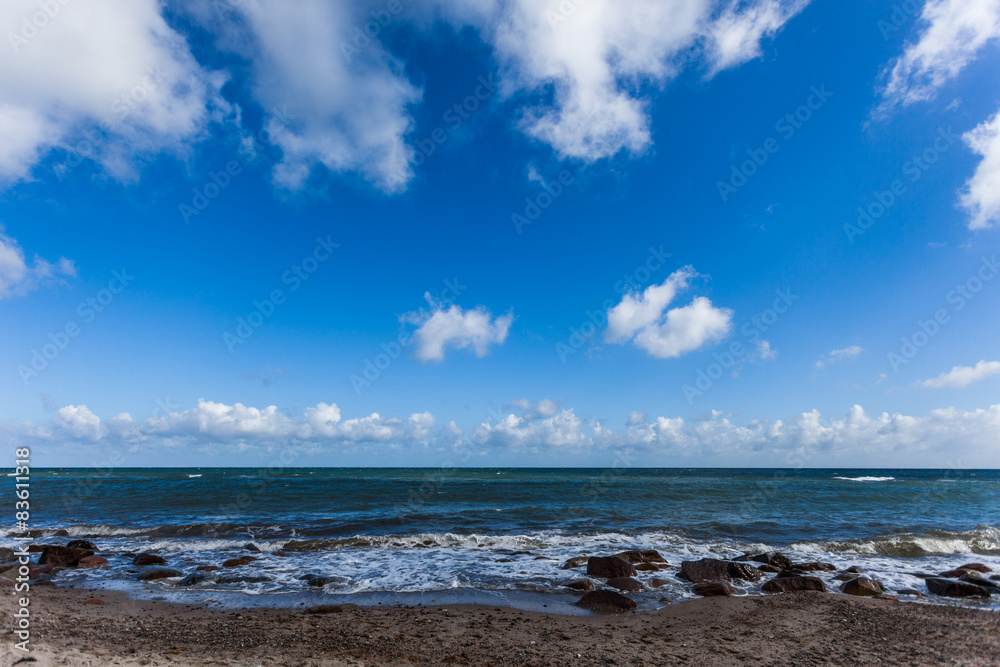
[177,573,211,586]
[840,577,884,596]
[991,575,1000,582]
[77,556,108,568]
[925,577,990,598]
[739,552,793,571]
[897,589,923,597]
[32,575,56,587]
[959,573,999,591]
[726,562,765,582]
[534,556,554,560]
[244,543,261,552]
[496,558,513,563]
[67,540,97,550]
[940,568,976,578]
[959,563,991,573]
[756,564,782,573]
[693,581,734,597]
[216,575,270,584]
[136,566,182,581]
[586,556,637,578]
[648,578,671,588]
[833,573,856,581]
[634,563,663,572]
[564,580,595,592]
[575,590,637,612]
[562,556,589,569]
[762,576,827,594]
[844,566,863,573]
[39,546,94,567]
[679,559,730,583]
[775,569,800,579]
[614,550,667,564]
[0,548,17,561]
[133,553,166,567]
[606,577,643,592]
[27,545,45,553]
[306,604,359,614]
[196,565,220,572]
[274,551,289,557]
[793,562,836,572]
[306,576,334,587]
[222,556,255,568]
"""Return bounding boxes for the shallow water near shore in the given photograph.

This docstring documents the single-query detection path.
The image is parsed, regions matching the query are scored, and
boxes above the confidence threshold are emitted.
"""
[7,467,1000,610]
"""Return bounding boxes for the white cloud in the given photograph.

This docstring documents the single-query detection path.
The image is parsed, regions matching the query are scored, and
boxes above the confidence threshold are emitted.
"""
[815,345,863,370]
[0,229,75,299]
[475,408,588,449]
[876,0,1000,113]
[756,340,777,360]
[605,267,733,359]
[403,293,513,362]
[920,360,1000,388]
[0,0,228,185]
[705,0,809,73]
[960,109,1000,230]
[506,398,560,419]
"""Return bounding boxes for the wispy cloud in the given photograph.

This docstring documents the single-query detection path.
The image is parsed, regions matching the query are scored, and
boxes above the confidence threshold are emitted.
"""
[815,345,863,370]
[0,229,75,299]
[919,360,1000,388]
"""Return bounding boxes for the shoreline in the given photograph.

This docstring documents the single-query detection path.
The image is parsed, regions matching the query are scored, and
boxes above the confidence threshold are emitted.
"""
[4,586,999,666]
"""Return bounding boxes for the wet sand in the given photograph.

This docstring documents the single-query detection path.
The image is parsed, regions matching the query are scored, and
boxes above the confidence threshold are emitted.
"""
[2,586,998,666]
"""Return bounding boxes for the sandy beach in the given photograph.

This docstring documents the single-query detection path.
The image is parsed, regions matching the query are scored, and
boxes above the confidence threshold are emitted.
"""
[3,585,998,666]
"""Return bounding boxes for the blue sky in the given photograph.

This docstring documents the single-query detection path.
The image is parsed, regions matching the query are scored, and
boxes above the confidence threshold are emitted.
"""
[1,0,999,467]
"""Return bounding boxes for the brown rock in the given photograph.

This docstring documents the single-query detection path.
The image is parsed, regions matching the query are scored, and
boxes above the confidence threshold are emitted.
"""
[67,540,97,550]
[222,556,255,568]
[614,550,667,564]
[27,545,45,553]
[793,562,836,572]
[575,590,637,612]
[678,559,730,583]
[693,581,734,597]
[561,555,589,569]
[133,553,166,567]
[959,563,991,573]
[925,577,990,598]
[833,572,856,581]
[586,556,637,578]
[196,565,220,572]
[740,552,793,570]
[940,568,975,578]
[39,546,94,567]
[77,556,108,568]
[564,580,595,592]
[606,577,643,592]
[844,566,863,573]
[959,573,999,591]
[762,576,827,593]
[727,562,765,582]
[756,564,782,573]
[648,578,670,588]
[840,577,884,596]
[136,566,182,581]
[634,563,662,572]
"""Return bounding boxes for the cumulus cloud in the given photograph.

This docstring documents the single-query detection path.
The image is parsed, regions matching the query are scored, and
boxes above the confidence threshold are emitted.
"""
[0,0,228,185]
[960,109,1000,230]
[0,229,75,299]
[605,267,733,359]
[815,345,863,370]
[705,0,809,73]
[920,360,1000,388]
[876,0,1000,114]
[402,293,513,362]
[475,408,588,449]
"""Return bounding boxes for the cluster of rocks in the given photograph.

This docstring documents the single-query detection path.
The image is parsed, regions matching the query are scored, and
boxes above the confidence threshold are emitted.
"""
[556,549,997,613]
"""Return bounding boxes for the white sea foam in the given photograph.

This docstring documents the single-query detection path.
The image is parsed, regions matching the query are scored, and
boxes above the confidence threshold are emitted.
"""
[833,476,895,482]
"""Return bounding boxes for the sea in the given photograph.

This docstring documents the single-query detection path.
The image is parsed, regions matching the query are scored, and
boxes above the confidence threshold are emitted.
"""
[5,468,999,614]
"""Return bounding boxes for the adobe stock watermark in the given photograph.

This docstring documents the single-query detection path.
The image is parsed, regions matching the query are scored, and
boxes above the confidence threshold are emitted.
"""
[717,85,833,202]
[410,74,497,168]
[844,127,960,243]
[223,236,339,353]
[349,278,466,394]
[878,0,920,40]
[682,288,798,403]
[887,256,998,372]
[17,268,134,386]
[340,0,409,62]
[179,107,295,225]
[555,245,673,362]
[8,0,72,53]
[511,169,575,234]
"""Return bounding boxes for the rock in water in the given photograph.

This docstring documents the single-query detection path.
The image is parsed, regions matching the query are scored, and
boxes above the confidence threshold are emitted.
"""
[133,553,166,567]
[66,540,97,551]
[762,576,827,593]
[222,556,255,567]
[39,546,94,567]
[586,556,637,578]
[606,577,643,592]
[575,590,637,612]
[793,562,836,572]
[648,578,670,588]
[561,556,589,569]
[307,576,334,587]
[925,577,991,598]
[679,559,731,583]
[959,573,999,591]
[959,563,991,573]
[136,567,182,581]
[635,563,663,572]
[614,550,667,564]
[564,580,595,591]
[740,552,793,570]
[726,562,765,582]
[841,577,884,596]
[77,556,108,568]
[244,543,261,552]
[693,581,734,597]
[177,573,211,586]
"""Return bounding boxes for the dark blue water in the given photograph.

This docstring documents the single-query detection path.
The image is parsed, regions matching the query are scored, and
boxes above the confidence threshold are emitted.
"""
[7,468,999,609]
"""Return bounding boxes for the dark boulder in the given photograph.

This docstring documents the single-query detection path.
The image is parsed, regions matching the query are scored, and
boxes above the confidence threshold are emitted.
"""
[693,581,734,597]
[133,553,166,567]
[614,550,667,564]
[565,579,595,592]
[757,564,782,573]
[958,573,999,591]
[222,556,255,567]
[136,566,182,581]
[939,568,976,578]
[844,566,863,573]
[177,573,211,586]
[648,578,670,588]
[959,563,991,573]
[925,578,990,598]
[833,573,856,581]
[216,575,270,584]
[66,540,97,550]
[635,563,663,572]
[0,547,15,561]
[307,576,334,587]
[27,545,45,553]
[727,562,765,582]
[679,559,730,583]
[841,577,884,596]
[762,576,827,593]
[244,543,261,552]
[575,590,637,612]
[606,577,643,592]
[39,546,94,567]
[587,556,637,578]
[740,552,793,570]
[793,562,836,572]
[77,556,108,568]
